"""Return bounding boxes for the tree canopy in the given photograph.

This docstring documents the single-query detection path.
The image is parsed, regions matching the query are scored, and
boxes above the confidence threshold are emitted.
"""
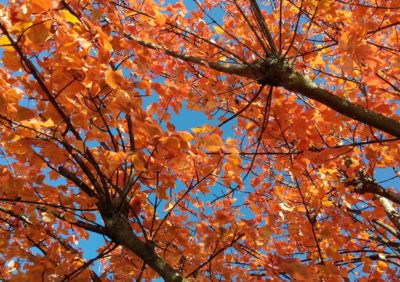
[0,0,400,280]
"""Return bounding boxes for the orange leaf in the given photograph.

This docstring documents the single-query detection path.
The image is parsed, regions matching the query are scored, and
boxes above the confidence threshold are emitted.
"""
[26,21,51,44]
[130,153,147,171]
[203,134,223,152]
[2,51,21,71]
[160,136,180,150]
[30,0,55,13]
[105,69,124,89]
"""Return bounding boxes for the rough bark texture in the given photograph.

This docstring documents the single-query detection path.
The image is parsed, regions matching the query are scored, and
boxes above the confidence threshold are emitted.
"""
[353,178,400,205]
[376,196,400,232]
[255,59,400,139]
[352,178,400,233]
[219,57,400,138]
[103,213,187,282]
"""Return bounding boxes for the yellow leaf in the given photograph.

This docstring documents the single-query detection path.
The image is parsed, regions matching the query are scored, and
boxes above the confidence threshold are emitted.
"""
[0,36,11,47]
[59,10,80,24]
[191,124,214,134]
[178,131,193,150]
[13,22,34,34]
[155,12,165,25]
[377,260,387,272]
[41,118,54,128]
[214,26,224,35]
[179,131,193,141]
[126,11,138,17]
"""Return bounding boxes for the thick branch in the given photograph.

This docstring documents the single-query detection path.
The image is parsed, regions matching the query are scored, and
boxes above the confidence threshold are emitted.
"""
[352,178,400,232]
[237,57,400,138]
[277,66,400,138]
[376,195,400,232]
[353,179,400,205]
[128,35,400,138]
[373,219,399,238]
[103,214,187,282]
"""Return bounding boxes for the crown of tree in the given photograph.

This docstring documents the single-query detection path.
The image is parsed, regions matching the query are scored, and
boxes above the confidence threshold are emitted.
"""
[0,0,399,280]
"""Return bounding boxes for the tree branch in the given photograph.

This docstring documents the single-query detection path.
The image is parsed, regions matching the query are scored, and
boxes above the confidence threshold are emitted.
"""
[376,195,400,232]
[103,214,187,282]
[127,34,400,138]
[352,179,400,206]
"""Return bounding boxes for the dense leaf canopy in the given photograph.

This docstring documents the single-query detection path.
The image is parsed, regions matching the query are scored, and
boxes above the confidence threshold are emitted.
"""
[0,0,399,280]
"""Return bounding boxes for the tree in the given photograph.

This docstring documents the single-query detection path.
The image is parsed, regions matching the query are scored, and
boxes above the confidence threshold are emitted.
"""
[0,0,399,280]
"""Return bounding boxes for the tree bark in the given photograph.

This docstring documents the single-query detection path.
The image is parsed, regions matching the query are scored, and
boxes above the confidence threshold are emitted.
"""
[103,214,187,282]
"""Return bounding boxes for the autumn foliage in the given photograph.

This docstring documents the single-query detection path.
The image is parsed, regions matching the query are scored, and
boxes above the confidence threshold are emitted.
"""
[0,0,400,280]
